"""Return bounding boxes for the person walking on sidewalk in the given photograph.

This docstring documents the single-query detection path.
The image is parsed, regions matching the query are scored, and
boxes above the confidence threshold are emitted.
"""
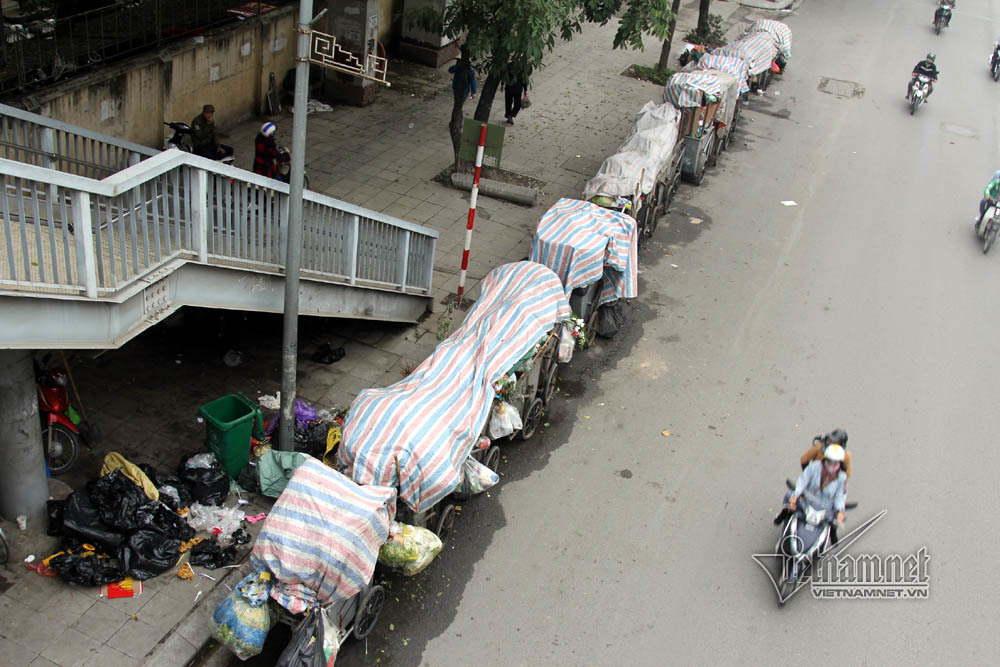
[449,50,477,102]
[503,68,529,125]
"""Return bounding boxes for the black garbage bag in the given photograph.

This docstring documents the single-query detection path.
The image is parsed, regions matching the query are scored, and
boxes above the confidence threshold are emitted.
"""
[177,453,230,506]
[293,421,330,458]
[597,300,626,339]
[47,499,65,537]
[277,607,325,667]
[236,465,259,494]
[62,491,124,554]
[231,528,251,546]
[135,503,195,541]
[138,464,194,511]
[120,529,181,580]
[86,469,150,532]
[190,537,238,569]
[50,551,125,586]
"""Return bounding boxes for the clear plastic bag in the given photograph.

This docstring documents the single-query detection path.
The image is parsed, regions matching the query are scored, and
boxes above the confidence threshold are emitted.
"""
[378,521,443,576]
[460,456,499,496]
[558,326,575,362]
[489,401,522,439]
[186,453,218,469]
[186,502,245,541]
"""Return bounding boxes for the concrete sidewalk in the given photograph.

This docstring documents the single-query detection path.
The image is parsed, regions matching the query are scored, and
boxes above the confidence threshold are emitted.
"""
[0,1,765,665]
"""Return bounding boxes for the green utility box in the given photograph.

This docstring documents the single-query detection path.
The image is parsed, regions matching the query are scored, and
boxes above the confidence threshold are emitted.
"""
[198,393,262,479]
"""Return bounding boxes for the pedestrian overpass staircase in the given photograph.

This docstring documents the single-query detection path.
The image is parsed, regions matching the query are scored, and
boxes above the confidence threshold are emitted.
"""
[0,104,438,349]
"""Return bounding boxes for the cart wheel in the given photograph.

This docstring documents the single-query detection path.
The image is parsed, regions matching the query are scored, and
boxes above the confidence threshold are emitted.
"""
[519,397,544,441]
[542,359,559,405]
[485,445,501,472]
[353,584,385,640]
[693,157,707,186]
[435,504,456,543]
[707,134,722,168]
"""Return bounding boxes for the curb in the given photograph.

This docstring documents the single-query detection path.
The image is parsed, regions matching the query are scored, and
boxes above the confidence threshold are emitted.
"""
[450,172,538,206]
[737,0,798,10]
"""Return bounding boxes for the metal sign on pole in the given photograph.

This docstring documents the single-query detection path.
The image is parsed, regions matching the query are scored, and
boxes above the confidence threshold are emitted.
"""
[456,123,487,306]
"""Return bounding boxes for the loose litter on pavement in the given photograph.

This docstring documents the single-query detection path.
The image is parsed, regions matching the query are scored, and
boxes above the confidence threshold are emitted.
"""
[662,430,671,437]
[780,201,798,206]
[257,393,280,410]
[246,513,267,524]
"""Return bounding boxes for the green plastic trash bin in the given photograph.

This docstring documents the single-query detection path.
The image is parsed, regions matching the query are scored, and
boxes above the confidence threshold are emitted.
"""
[198,393,263,479]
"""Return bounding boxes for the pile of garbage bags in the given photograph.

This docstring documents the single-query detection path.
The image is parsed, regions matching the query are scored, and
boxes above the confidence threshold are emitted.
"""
[264,398,343,462]
[45,451,245,585]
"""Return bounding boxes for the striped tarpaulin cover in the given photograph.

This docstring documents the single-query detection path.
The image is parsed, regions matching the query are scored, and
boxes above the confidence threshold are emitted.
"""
[714,32,778,76]
[251,458,396,614]
[745,19,791,59]
[338,261,570,513]
[530,198,638,307]
[663,70,725,108]
[698,53,751,94]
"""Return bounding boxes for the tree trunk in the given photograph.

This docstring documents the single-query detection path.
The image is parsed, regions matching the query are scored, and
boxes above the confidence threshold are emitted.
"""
[698,0,711,33]
[449,89,467,172]
[657,0,684,72]
[472,73,502,124]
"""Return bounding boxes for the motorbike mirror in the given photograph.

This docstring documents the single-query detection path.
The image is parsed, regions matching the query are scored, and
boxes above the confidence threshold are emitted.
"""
[785,478,795,490]
[844,501,858,510]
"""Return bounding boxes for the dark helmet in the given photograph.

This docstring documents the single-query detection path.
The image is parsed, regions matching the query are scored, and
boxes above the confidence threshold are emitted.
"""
[827,428,848,447]
[926,52,936,62]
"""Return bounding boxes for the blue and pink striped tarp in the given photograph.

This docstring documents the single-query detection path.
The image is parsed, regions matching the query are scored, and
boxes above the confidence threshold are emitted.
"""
[698,53,751,94]
[714,32,778,76]
[530,198,638,307]
[251,458,396,614]
[664,70,725,108]
[744,19,791,60]
[338,261,570,513]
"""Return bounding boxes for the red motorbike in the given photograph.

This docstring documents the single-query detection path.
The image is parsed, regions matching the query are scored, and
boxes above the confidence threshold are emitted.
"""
[37,369,80,475]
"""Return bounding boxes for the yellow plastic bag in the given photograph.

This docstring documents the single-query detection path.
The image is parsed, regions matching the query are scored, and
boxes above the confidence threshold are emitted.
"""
[100,452,159,502]
[323,425,342,468]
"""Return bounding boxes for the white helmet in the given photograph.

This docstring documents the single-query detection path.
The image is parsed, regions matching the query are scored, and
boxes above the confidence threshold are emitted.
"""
[823,444,846,463]
[260,122,276,138]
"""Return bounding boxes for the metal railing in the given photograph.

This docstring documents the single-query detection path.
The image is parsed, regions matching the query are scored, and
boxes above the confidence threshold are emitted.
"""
[0,103,157,179]
[1,1,293,97]
[0,150,437,298]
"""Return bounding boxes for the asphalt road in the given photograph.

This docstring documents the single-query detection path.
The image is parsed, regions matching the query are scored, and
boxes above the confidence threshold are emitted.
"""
[249,1,1000,665]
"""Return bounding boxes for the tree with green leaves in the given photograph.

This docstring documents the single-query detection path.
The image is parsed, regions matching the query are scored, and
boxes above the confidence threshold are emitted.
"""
[410,0,676,170]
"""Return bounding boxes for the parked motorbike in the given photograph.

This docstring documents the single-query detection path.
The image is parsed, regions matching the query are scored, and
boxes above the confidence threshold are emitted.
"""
[934,3,953,35]
[36,368,80,475]
[907,74,932,115]
[163,121,235,164]
[990,45,1000,81]
[977,201,1000,254]
[774,479,856,605]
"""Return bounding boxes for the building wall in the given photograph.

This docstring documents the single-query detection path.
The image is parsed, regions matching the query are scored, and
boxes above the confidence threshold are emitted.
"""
[21,6,297,150]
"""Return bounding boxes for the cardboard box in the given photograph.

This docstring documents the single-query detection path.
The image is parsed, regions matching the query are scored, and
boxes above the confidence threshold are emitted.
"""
[680,105,708,137]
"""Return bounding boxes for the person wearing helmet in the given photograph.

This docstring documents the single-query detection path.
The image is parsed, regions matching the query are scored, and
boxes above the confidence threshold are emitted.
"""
[774,442,848,531]
[253,121,279,179]
[975,172,1000,231]
[908,53,938,102]
[800,428,852,480]
[934,0,954,28]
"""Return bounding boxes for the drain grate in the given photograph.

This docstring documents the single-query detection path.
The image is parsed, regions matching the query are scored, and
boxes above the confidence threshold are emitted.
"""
[817,77,865,98]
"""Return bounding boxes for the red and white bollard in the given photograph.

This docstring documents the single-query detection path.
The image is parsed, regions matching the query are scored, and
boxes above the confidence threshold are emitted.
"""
[457,124,487,307]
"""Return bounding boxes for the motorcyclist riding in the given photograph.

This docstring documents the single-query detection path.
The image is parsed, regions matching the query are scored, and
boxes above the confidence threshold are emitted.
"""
[934,0,954,28]
[908,53,938,102]
[975,171,1000,231]
[991,39,1000,72]
[774,445,847,546]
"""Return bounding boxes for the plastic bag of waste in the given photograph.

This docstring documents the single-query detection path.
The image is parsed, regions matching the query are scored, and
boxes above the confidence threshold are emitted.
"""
[61,491,123,554]
[460,456,499,496]
[47,499,64,537]
[135,503,195,541]
[186,502,245,541]
[190,537,238,569]
[378,522,442,576]
[277,607,325,667]
[120,529,181,580]
[100,452,159,501]
[597,300,625,338]
[211,570,276,661]
[178,453,230,506]
[489,401,523,439]
[139,463,194,511]
[86,469,152,532]
[558,324,575,362]
[49,549,125,586]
